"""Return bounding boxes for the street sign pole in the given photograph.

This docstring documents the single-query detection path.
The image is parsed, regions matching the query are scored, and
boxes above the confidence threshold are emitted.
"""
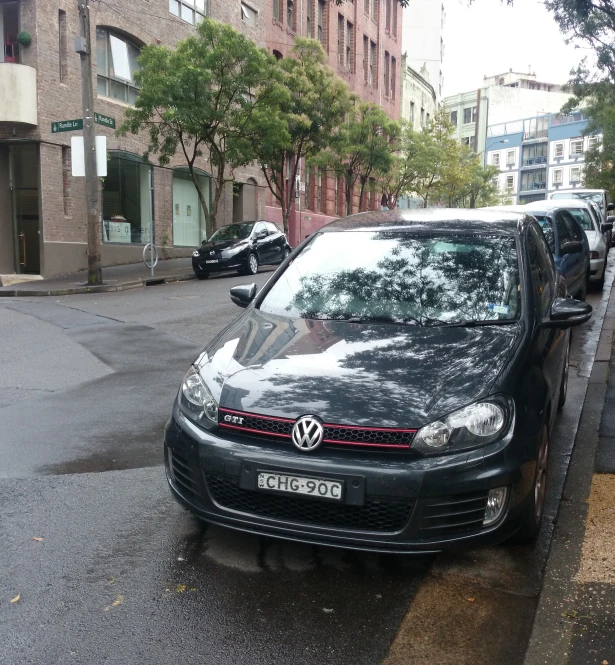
[77,0,102,285]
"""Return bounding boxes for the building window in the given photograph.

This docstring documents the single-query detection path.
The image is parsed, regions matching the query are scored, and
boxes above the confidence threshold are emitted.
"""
[391,57,396,100]
[363,35,368,82]
[169,0,208,25]
[522,143,548,166]
[570,139,584,156]
[570,166,581,183]
[338,14,344,64]
[370,0,376,19]
[472,106,477,122]
[420,108,425,127]
[463,107,472,124]
[385,0,391,31]
[62,146,72,216]
[364,0,369,12]
[492,153,500,167]
[273,0,281,21]
[506,175,514,192]
[242,3,258,28]
[102,152,153,245]
[426,113,430,127]
[450,110,457,126]
[305,0,311,34]
[59,10,68,83]
[384,51,390,97]
[392,2,397,36]
[96,28,141,104]
[588,136,599,150]
[346,21,352,71]
[553,169,563,185]
[369,40,376,86]
[554,142,564,158]
[409,101,415,123]
[521,169,547,191]
[506,150,515,166]
[172,168,212,246]
[318,0,326,45]
[286,0,294,30]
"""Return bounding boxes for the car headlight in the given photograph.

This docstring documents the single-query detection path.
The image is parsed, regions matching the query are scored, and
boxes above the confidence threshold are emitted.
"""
[178,366,218,428]
[192,250,200,258]
[413,396,512,456]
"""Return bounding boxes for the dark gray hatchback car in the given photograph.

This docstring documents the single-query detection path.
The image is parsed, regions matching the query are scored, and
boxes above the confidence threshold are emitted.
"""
[165,210,591,552]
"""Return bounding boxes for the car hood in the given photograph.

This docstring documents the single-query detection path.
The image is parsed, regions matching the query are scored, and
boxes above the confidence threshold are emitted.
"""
[195,309,522,429]
[198,239,248,254]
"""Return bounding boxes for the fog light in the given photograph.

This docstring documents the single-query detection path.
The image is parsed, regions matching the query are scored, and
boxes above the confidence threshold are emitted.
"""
[483,487,508,526]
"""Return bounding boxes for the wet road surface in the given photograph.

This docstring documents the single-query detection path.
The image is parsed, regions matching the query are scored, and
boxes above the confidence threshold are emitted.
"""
[0,261,612,665]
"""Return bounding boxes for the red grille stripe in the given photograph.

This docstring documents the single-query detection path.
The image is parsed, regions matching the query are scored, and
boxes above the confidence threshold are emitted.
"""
[322,438,410,449]
[324,423,417,434]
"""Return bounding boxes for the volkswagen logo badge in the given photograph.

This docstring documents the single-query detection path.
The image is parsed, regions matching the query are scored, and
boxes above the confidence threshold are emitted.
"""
[291,415,324,452]
[210,250,215,256]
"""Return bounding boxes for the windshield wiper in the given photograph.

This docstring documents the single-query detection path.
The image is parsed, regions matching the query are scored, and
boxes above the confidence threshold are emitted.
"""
[345,316,422,326]
[437,319,520,328]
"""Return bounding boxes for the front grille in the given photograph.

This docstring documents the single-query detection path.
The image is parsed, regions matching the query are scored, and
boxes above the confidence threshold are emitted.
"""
[205,472,414,533]
[218,408,416,450]
[419,491,489,538]
[170,451,202,500]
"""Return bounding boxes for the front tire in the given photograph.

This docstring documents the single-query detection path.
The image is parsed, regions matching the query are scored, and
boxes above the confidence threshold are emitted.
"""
[510,425,549,544]
[243,252,259,276]
[558,337,570,410]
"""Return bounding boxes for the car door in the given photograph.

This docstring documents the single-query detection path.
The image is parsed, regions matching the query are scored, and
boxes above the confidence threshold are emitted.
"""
[265,222,286,263]
[527,223,566,418]
[553,211,581,296]
[253,222,274,264]
[564,212,590,290]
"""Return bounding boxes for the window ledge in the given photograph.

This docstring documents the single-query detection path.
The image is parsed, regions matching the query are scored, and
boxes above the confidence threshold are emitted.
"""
[97,94,135,109]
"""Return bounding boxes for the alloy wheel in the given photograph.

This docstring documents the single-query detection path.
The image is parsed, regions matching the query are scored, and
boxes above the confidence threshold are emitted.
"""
[534,428,549,524]
[562,341,570,402]
[249,254,258,274]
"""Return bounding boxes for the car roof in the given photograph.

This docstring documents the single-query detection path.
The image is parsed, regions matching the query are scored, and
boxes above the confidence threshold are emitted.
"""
[322,208,530,235]
[491,200,593,215]
[551,188,604,195]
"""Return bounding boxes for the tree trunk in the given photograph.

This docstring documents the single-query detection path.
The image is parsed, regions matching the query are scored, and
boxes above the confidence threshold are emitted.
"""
[188,165,212,241]
[358,176,367,212]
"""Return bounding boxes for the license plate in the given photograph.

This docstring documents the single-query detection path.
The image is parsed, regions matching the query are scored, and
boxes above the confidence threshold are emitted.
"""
[257,472,343,501]
[205,259,219,264]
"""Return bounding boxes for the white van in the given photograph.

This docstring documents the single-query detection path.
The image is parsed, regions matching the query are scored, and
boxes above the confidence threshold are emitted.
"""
[550,189,614,222]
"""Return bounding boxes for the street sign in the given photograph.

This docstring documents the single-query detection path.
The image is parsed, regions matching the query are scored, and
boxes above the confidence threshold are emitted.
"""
[51,119,83,133]
[95,112,116,129]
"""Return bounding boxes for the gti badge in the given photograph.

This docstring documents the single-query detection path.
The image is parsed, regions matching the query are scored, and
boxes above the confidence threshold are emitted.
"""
[224,414,245,425]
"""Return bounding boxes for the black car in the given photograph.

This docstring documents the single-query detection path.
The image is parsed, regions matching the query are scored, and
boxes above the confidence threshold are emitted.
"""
[192,221,291,279]
[165,209,591,552]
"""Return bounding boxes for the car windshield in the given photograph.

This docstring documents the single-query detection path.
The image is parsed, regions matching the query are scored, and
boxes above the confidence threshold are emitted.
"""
[567,208,596,232]
[208,223,254,242]
[552,192,603,206]
[259,231,521,325]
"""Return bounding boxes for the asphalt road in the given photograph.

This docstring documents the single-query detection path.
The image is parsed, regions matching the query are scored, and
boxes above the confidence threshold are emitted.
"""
[0,262,611,665]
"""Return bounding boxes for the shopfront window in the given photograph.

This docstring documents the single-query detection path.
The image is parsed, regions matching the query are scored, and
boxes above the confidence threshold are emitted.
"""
[102,152,153,244]
[172,169,211,247]
[96,28,141,104]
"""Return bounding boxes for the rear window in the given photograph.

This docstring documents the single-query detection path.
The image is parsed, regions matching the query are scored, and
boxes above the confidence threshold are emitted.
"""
[260,231,521,325]
[567,208,595,232]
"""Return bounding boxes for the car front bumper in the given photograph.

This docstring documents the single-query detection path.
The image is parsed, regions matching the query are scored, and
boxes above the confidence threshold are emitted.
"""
[163,409,536,553]
[192,255,245,274]
[590,257,606,281]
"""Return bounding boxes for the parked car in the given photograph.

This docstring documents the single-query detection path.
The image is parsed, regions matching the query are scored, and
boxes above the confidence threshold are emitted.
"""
[192,221,291,279]
[484,202,591,300]
[551,189,615,240]
[165,209,592,552]
[585,200,612,250]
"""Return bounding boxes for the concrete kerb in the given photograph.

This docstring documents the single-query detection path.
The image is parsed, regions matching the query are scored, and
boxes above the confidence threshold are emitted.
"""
[523,287,615,665]
[0,273,196,297]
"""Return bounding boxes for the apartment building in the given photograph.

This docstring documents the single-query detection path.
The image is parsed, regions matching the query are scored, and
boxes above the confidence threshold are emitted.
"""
[485,111,598,205]
[0,0,266,279]
[399,53,436,132]
[265,0,402,244]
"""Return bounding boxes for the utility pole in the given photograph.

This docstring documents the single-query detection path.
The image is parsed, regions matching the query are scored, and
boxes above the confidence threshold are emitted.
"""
[77,0,102,284]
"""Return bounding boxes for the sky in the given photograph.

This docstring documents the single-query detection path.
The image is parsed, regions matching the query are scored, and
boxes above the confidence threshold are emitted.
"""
[439,0,589,97]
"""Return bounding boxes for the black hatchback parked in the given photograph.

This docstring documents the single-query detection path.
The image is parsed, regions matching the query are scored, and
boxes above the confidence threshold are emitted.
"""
[166,210,591,552]
[192,221,291,279]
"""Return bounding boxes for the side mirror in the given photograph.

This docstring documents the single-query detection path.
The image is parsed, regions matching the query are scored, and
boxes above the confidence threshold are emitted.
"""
[602,223,613,233]
[230,283,257,308]
[256,230,268,240]
[608,215,615,224]
[560,240,583,255]
[607,202,614,212]
[542,297,592,329]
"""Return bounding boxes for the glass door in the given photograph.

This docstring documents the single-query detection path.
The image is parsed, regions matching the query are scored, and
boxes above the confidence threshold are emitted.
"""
[10,144,41,274]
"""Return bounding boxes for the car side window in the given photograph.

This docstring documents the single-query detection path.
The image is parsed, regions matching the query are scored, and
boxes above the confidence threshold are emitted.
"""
[561,211,583,242]
[254,222,267,237]
[554,212,573,249]
[535,217,555,253]
[527,224,555,317]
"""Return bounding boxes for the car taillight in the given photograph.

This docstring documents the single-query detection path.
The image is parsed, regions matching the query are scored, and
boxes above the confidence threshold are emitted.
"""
[590,251,600,259]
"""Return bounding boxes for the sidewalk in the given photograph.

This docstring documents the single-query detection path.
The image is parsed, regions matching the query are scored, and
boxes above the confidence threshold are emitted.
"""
[0,258,195,297]
[524,285,615,665]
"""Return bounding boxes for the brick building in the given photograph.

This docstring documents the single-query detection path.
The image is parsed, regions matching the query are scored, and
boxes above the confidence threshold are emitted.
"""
[264,0,402,245]
[0,0,266,278]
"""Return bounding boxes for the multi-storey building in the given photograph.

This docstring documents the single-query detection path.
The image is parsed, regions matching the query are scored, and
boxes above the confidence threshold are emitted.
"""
[399,53,436,132]
[485,111,598,205]
[401,0,445,101]
[0,0,266,279]
[265,0,402,244]
[443,69,571,159]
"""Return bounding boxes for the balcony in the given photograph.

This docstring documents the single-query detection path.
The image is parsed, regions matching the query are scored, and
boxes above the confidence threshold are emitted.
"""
[520,181,546,193]
[0,63,38,125]
[523,131,548,142]
[522,156,548,167]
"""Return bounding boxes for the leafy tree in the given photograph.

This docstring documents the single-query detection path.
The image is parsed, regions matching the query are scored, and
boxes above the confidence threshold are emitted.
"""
[252,38,352,234]
[118,19,287,238]
[311,102,400,214]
